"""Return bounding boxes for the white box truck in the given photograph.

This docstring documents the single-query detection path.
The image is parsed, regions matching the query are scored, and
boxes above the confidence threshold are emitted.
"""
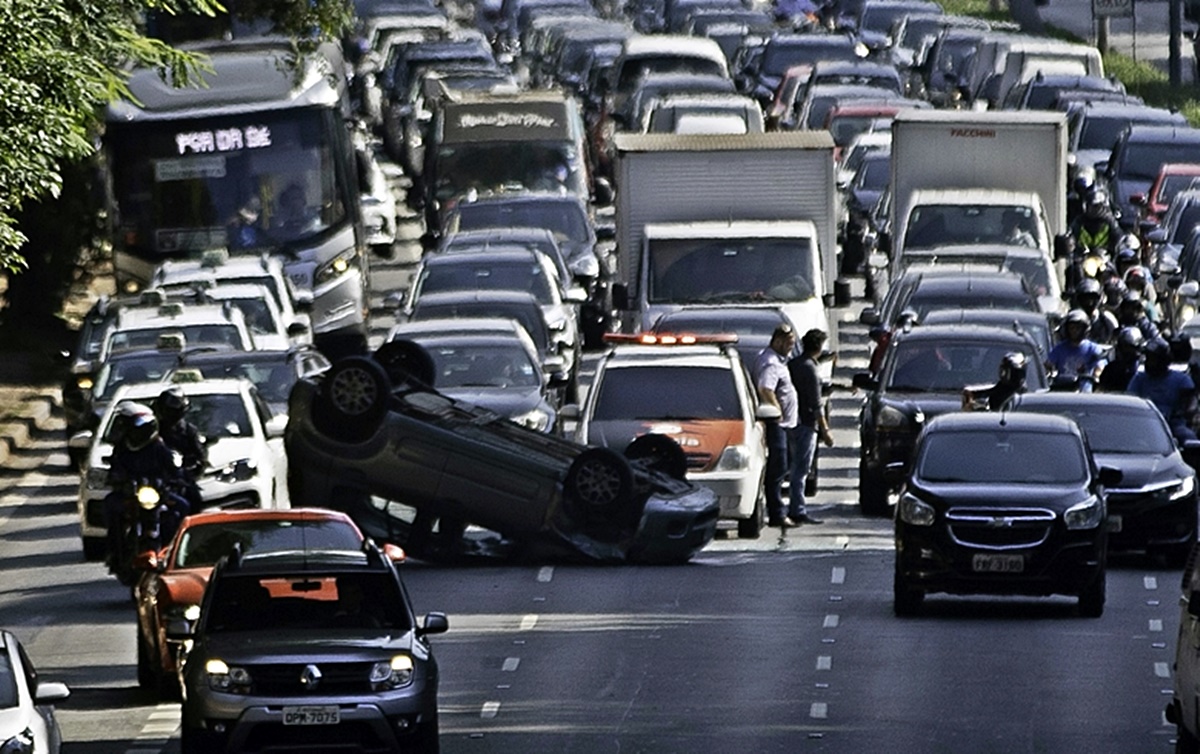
[883,110,1068,304]
[611,131,839,352]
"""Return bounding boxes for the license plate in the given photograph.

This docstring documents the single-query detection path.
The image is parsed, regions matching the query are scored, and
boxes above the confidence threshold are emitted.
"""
[289,270,312,290]
[282,706,340,726]
[972,553,1024,573]
[1108,515,1123,533]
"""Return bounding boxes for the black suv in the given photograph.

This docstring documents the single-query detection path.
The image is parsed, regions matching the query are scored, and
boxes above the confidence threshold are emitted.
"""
[852,324,1047,516]
[172,544,447,754]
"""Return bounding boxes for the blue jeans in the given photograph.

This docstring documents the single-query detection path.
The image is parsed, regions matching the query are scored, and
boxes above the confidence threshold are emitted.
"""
[763,422,789,522]
[788,424,818,518]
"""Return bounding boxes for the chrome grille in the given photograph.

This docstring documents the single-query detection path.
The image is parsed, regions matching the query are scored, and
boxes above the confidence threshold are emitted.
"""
[946,507,1056,550]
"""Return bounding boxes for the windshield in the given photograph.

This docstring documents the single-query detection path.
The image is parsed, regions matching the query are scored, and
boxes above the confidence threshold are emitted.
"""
[454,200,590,244]
[175,519,363,568]
[649,237,817,304]
[204,572,410,633]
[427,343,540,388]
[1077,115,1131,151]
[761,42,856,77]
[415,260,556,304]
[917,429,1088,484]
[885,341,1036,392]
[190,358,300,406]
[1027,405,1176,455]
[107,109,350,256]
[106,324,248,354]
[105,393,252,443]
[905,204,1043,249]
[856,157,891,191]
[435,142,586,201]
[592,365,740,420]
[1158,174,1200,206]
[94,354,179,400]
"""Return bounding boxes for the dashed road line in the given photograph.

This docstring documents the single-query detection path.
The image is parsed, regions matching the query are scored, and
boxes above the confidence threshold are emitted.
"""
[1146,577,1159,590]
[816,655,832,671]
[519,614,538,630]
[1156,662,1171,678]
[537,566,554,582]
[502,657,520,672]
[823,614,839,628]
[831,567,845,585]
[810,702,828,719]
[481,701,501,718]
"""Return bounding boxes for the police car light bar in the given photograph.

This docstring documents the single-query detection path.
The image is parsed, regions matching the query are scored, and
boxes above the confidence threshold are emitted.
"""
[603,333,739,345]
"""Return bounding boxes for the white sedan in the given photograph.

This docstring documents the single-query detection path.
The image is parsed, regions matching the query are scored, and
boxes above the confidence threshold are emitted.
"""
[72,375,289,560]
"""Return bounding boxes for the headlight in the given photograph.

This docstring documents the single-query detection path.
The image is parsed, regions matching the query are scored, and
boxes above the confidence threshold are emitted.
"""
[714,444,751,471]
[206,658,253,693]
[1170,476,1197,501]
[898,493,935,526]
[877,405,910,430]
[76,376,94,390]
[511,407,552,432]
[1065,496,1104,530]
[369,654,414,690]
[314,248,358,286]
[0,728,34,754]
[1082,254,1107,277]
[164,603,200,622]
[136,485,160,509]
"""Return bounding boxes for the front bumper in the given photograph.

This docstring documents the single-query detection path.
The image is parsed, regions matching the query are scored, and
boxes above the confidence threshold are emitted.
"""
[1106,490,1198,553]
[689,470,763,520]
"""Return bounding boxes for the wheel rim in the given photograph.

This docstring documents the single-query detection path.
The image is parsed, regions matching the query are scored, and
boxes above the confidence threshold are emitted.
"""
[330,366,378,416]
[574,458,622,509]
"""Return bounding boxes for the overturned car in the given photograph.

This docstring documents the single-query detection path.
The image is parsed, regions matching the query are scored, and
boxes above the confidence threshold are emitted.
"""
[285,342,720,563]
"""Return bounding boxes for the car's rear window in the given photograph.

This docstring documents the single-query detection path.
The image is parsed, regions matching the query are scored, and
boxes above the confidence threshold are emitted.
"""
[1024,405,1175,456]
[917,429,1088,484]
[592,365,741,420]
[205,571,410,632]
[886,342,1037,392]
[175,520,363,568]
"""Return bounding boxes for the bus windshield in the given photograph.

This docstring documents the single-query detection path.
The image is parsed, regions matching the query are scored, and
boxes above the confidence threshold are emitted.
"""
[107,109,350,256]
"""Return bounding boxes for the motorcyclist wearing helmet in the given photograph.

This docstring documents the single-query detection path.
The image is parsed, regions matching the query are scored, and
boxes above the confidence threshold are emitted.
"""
[1046,309,1106,392]
[1071,277,1118,345]
[1128,337,1198,442]
[962,352,1029,410]
[102,404,189,568]
[1067,166,1097,224]
[1070,188,1122,255]
[1116,291,1160,342]
[152,386,206,509]
[1097,326,1144,392]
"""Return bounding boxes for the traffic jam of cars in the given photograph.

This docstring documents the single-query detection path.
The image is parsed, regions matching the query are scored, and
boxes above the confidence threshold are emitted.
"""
[13,0,1200,750]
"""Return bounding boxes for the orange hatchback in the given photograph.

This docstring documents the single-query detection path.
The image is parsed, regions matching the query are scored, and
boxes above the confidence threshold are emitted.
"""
[133,508,399,698]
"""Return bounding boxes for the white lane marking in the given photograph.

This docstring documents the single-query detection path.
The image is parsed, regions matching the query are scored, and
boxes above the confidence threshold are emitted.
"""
[1146,577,1159,590]
[816,656,832,671]
[502,657,520,672]
[810,702,828,719]
[830,567,845,585]
[823,614,839,629]
[537,566,554,582]
[519,614,538,630]
[1156,662,1171,678]
[1151,619,1164,632]
[481,701,501,718]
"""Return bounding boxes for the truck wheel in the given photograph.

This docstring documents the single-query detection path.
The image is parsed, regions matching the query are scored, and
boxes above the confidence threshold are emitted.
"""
[374,339,436,389]
[1077,569,1106,618]
[858,459,890,517]
[624,434,688,480]
[564,448,633,522]
[313,356,391,442]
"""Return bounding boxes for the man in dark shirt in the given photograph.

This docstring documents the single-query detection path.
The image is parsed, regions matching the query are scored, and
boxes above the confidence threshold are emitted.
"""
[786,329,834,525]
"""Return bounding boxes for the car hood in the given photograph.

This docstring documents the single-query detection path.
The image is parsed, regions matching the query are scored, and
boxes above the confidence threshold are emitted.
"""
[909,481,1089,511]
[199,630,420,662]
[879,394,964,423]
[437,386,545,418]
[1093,451,1189,492]
[587,419,745,468]
[204,437,262,467]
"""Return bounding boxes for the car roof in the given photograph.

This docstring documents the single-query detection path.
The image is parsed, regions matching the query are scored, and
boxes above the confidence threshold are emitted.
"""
[1121,124,1200,143]
[891,322,1042,345]
[111,377,250,402]
[1007,392,1159,413]
[179,507,361,529]
[920,307,1048,327]
[223,547,390,574]
[390,316,527,339]
[600,343,738,370]
[925,410,1081,435]
[422,247,542,266]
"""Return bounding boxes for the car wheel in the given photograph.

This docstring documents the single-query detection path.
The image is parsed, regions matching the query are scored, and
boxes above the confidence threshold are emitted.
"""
[624,434,688,481]
[1078,569,1106,618]
[859,459,890,517]
[374,339,436,390]
[737,494,764,540]
[313,356,391,442]
[564,447,634,522]
[407,713,440,754]
[893,560,923,617]
[82,536,106,562]
[1178,721,1200,754]
[180,725,214,754]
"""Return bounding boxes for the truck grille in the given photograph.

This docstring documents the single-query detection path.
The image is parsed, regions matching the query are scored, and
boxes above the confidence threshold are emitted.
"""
[946,507,1056,550]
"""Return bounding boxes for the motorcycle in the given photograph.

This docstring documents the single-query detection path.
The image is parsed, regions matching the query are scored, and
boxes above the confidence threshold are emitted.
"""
[110,478,183,586]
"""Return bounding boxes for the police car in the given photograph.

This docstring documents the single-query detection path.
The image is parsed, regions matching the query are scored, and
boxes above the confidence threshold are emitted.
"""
[565,333,777,538]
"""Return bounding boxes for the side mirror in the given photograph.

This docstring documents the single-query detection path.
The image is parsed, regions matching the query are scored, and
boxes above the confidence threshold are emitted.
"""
[755,403,782,421]
[859,308,881,326]
[33,682,70,704]
[565,286,588,304]
[382,543,406,562]
[1130,192,1147,207]
[419,611,449,636]
[867,251,889,269]
[1147,228,1168,244]
[286,320,310,338]
[165,619,194,641]
[1180,280,1200,298]
[852,372,879,391]
[68,430,95,451]
[1097,466,1123,487]
[265,414,288,438]
[593,177,615,207]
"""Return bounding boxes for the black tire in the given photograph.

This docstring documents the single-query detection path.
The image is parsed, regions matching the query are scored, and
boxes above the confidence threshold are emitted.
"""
[374,339,436,389]
[564,447,634,522]
[82,536,106,561]
[737,494,764,539]
[313,356,391,442]
[893,559,924,617]
[1178,721,1200,754]
[859,458,890,517]
[1078,569,1106,618]
[407,713,440,754]
[624,434,688,480]
[180,726,214,754]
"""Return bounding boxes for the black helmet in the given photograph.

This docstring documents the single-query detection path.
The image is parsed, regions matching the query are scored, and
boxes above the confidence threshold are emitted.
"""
[117,403,158,451]
[1115,326,1144,354]
[1144,337,1172,376]
[153,386,190,426]
[1075,277,1103,297]
[1170,332,1194,365]
[998,352,1027,386]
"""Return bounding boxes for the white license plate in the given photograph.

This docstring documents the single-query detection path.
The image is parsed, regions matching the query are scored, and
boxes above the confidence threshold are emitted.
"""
[972,553,1024,573]
[282,706,340,726]
[1108,515,1123,533]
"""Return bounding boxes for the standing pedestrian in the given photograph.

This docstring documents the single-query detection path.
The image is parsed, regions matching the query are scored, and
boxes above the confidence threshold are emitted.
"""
[787,329,832,525]
[754,324,797,527]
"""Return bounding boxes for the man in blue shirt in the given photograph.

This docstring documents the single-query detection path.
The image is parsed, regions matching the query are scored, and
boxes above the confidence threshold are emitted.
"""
[1046,309,1106,392]
[1128,337,1198,441]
